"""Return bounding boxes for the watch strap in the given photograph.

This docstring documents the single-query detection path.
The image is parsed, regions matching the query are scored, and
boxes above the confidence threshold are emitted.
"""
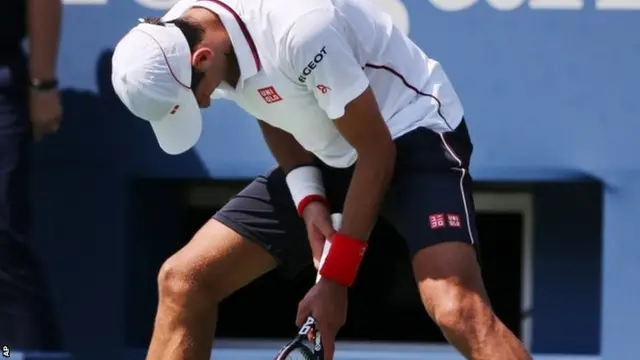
[30,78,59,91]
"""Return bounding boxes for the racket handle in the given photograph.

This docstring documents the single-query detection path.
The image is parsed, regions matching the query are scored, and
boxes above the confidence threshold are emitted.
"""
[315,213,342,284]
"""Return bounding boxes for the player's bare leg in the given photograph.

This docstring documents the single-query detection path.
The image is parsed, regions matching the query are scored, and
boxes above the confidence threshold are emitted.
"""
[412,242,531,360]
[146,219,277,360]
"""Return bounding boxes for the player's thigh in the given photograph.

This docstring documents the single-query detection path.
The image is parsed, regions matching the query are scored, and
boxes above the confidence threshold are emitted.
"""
[381,124,489,318]
[212,168,312,277]
[382,123,479,256]
[161,169,309,302]
[160,218,277,304]
[383,168,479,261]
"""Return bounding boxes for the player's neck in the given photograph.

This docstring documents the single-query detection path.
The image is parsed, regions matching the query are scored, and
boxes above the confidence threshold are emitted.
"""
[205,22,240,88]
[224,50,240,88]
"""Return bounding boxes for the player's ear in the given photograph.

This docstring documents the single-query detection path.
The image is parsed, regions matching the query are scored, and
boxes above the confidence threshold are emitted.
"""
[191,47,213,71]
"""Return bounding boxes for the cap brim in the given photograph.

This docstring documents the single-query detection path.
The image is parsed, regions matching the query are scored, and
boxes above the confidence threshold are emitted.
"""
[149,92,202,155]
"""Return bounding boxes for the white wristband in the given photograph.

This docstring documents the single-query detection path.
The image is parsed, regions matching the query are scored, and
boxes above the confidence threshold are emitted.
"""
[285,166,326,208]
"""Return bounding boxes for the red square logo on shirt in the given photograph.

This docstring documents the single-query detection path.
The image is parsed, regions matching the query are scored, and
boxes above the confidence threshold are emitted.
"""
[257,86,283,104]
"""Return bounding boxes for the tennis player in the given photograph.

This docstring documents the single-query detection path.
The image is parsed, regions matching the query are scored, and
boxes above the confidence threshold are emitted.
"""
[111,0,532,359]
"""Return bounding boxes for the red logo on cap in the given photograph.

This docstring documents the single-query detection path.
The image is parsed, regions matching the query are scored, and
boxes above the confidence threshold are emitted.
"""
[257,86,283,104]
[170,105,180,115]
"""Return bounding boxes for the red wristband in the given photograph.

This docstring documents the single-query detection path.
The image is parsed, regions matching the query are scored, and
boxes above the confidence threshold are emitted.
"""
[319,233,368,287]
[297,194,330,217]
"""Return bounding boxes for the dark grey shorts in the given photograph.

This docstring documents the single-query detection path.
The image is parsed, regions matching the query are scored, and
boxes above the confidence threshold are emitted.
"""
[213,120,479,276]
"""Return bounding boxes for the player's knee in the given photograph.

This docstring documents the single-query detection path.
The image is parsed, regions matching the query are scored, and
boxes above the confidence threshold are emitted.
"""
[156,256,222,308]
[157,258,194,305]
[431,287,494,340]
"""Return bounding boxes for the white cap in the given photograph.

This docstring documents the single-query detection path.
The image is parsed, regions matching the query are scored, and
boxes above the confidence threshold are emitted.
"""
[111,22,202,155]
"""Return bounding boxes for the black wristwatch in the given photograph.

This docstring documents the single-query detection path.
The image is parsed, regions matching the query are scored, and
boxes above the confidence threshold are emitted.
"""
[30,78,59,92]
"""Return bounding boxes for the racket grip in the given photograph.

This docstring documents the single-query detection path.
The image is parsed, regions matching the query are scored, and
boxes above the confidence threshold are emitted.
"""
[315,213,342,284]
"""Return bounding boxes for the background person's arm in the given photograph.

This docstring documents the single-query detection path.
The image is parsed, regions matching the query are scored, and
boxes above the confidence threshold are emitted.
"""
[28,0,62,81]
[28,0,63,139]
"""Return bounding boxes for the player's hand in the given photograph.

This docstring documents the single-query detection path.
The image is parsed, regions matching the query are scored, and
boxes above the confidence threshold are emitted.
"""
[302,202,335,269]
[30,89,63,141]
[296,278,348,360]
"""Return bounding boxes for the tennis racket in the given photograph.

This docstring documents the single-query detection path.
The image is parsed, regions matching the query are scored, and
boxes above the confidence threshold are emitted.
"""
[273,315,323,360]
[273,213,343,360]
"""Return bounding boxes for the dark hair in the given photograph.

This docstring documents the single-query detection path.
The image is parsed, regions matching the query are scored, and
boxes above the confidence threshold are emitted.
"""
[142,17,205,90]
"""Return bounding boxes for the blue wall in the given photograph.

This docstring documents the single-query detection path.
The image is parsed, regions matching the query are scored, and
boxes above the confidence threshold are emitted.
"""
[29,1,640,359]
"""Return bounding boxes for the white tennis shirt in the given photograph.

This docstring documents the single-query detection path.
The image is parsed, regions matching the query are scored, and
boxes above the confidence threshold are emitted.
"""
[164,0,464,168]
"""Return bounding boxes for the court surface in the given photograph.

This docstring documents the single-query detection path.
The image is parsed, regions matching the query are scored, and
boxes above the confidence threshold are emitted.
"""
[13,340,602,360]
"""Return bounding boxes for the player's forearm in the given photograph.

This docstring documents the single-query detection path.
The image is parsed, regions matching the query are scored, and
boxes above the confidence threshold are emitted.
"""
[340,149,395,241]
[258,120,314,172]
[317,150,393,287]
[28,0,62,79]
